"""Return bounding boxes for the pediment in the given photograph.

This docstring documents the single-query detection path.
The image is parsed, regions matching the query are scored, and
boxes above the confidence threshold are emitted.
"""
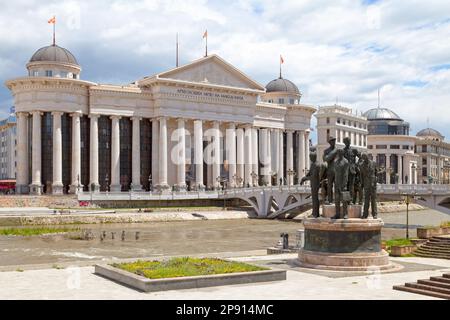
[156,55,265,91]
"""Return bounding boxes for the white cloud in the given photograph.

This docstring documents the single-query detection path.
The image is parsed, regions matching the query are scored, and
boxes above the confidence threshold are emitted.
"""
[0,0,449,138]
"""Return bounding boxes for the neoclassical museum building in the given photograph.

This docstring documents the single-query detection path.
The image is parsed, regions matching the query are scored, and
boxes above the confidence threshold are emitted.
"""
[6,43,315,195]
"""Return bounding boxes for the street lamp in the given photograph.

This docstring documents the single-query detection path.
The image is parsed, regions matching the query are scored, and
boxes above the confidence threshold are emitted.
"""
[250,171,258,187]
[402,192,416,239]
[411,163,417,184]
[148,174,152,192]
[105,174,109,192]
[287,169,296,188]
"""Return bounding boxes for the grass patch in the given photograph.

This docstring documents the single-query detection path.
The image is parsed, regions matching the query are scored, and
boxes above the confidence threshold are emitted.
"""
[112,257,268,279]
[0,227,79,236]
[383,238,414,253]
[440,221,450,228]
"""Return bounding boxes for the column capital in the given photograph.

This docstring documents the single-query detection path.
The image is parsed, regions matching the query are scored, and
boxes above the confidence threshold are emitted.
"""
[70,111,83,118]
[88,114,101,119]
[51,111,64,117]
[31,110,43,116]
[131,116,142,121]
[109,115,122,120]
[194,119,203,124]
[16,111,29,118]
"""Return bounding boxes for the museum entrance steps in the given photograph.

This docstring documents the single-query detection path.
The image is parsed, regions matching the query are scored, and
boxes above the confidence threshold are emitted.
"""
[414,236,450,260]
[393,273,450,299]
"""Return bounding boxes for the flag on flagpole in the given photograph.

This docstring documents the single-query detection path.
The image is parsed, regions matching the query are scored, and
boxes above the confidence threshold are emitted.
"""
[203,30,208,39]
[48,16,56,45]
[280,55,284,64]
[203,30,208,57]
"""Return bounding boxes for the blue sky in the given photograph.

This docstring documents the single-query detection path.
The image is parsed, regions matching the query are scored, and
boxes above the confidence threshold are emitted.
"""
[0,0,449,141]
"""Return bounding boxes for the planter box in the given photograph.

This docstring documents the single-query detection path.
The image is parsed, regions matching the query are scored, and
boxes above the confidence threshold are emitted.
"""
[95,264,286,292]
[390,245,416,257]
[417,227,447,239]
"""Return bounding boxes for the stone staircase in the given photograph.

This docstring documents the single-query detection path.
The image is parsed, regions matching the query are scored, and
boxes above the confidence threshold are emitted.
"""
[413,235,450,260]
[394,273,450,299]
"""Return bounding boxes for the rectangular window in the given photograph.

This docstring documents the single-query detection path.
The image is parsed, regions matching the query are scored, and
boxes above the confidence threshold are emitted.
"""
[422,145,427,152]
[45,70,53,77]
[376,145,387,149]
[32,70,39,77]
[326,117,330,124]
[390,145,400,149]
[402,145,409,150]
[289,99,295,104]
[337,118,341,124]
[278,98,284,104]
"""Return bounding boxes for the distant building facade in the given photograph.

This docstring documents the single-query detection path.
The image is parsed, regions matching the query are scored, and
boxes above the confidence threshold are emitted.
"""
[415,128,450,184]
[364,107,418,184]
[315,105,368,162]
[0,108,17,180]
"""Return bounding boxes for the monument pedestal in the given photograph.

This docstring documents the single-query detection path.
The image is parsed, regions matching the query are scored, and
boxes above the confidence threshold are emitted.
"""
[297,218,398,271]
[322,204,362,218]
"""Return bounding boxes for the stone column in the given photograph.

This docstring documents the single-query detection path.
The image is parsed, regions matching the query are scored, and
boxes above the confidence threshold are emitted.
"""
[109,116,121,192]
[297,130,305,182]
[286,130,294,186]
[227,122,236,188]
[89,115,100,192]
[260,128,271,186]
[252,127,258,186]
[236,127,244,187]
[385,154,391,184]
[52,112,64,194]
[158,117,169,191]
[70,112,82,193]
[278,131,284,185]
[16,112,29,194]
[131,117,142,191]
[305,131,310,170]
[212,121,221,190]
[151,119,159,189]
[193,120,204,190]
[176,118,187,191]
[398,155,403,184]
[30,111,42,195]
[273,129,280,185]
[244,126,252,187]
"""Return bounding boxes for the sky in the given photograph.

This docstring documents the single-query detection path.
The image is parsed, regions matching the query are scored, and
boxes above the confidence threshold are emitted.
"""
[0,0,449,142]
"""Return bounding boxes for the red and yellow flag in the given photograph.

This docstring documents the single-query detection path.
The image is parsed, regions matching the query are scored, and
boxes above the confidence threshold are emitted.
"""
[280,55,284,64]
[48,16,56,24]
[203,30,208,39]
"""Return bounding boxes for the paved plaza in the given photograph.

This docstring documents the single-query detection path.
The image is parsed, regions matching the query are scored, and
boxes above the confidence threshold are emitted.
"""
[0,253,449,300]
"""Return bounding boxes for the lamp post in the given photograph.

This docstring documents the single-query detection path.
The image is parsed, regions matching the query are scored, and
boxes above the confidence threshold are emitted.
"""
[411,163,417,184]
[250,171,258,187]
[287,169,296,189]
[402,192,416,239]
[105,174,109,193]
[270,171,277,187]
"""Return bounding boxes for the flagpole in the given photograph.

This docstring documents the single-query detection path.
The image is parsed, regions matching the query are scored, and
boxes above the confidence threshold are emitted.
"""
[53,20,56,46]
[176,33,179,67]
[205,34,208,57]
[279,59,282,78]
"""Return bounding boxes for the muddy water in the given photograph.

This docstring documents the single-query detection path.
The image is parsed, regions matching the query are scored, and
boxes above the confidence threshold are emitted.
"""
[0,220,303,267]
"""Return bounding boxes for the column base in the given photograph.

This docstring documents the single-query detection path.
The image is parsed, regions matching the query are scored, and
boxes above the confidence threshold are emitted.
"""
[130,183,143,192]
[173,184,187,192]
[89,183,100,193]
[69,184,84,194]
[29,184,42,195]
[52,184,64,195]
[155,184,171,193]
[16,184,30,194]
[110,184,122,192]
[192,184,205,191]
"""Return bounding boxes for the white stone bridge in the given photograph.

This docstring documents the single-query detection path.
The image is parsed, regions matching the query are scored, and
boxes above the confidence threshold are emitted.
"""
[78,184,450,218]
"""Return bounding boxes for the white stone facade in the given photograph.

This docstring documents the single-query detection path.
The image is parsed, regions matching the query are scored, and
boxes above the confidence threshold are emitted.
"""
[6,53,315,194]
[0,112,16,180]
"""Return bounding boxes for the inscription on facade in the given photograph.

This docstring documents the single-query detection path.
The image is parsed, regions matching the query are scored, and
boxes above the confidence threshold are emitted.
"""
[176,88,244,101]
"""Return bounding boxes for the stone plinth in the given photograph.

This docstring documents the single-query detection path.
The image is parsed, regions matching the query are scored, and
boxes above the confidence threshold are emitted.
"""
[348,205,362,218]
[322,204,337,218]
[297,218,397,271]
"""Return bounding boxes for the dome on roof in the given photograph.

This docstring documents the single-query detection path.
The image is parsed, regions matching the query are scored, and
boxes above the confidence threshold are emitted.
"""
[265,77,300,95]
[29,45,79,65]
[417,128,444,139]
[363,108,402,121]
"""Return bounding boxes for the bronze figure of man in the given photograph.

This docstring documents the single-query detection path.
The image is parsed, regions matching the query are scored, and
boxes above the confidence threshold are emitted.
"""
[333,149,349,219]
[343,137,360,204]
[301,151,327,218]
[359,153,378,219]
[323,136,337,204]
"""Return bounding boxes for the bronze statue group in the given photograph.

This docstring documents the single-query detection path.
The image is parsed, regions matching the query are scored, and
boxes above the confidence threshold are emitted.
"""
[301,136,378,220]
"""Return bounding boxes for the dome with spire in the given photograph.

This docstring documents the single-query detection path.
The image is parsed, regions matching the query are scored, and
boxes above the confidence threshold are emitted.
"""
[417,128,444,141]
[29,44,79,66]
[265,76,300,95]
